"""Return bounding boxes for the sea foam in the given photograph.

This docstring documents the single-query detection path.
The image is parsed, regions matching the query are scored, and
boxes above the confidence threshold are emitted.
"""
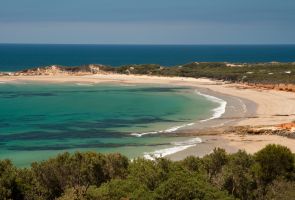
[75,83,94,86]
[196,90,227,122]
[143,137,202,160]
[130,123,195,137]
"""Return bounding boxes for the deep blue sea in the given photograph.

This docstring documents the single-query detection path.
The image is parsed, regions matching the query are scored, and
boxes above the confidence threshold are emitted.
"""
[0,44,295,71]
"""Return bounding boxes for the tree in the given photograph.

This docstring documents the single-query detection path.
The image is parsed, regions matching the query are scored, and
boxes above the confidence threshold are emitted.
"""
[202,148,228,181]
[86,179,152,200]
[253,144,294,184]
[31,152,128,199]
[0,160,22,200]
[218,150,256,200]
[16,168,46,200]
[103,153,129,179]
[127,158,173,191]
[265,179,295,200]
[154,171,234,200]
[56,186,88,200]
[0,145,294,200]
[179,156,202,172]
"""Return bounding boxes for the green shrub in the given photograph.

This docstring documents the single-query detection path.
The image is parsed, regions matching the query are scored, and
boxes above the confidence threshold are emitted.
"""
[254,144,294,184]
[0,145,294,200]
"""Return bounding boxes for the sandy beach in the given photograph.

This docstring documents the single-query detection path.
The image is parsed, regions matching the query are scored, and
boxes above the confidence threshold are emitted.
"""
[1,73,295,158]
[166,133,295,160]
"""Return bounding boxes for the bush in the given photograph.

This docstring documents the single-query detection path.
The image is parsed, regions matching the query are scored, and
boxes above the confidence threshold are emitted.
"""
[202,148,228,180]
[86,179,152,200]
[31,152,128,199]
[0,145,294,200]
[127,158,174,191]
[254,144,294,184]
[154,171,234,200]
[179,156,202,172]
[218,150,256,200]
[0,160,22,200]
[265,179,295,200]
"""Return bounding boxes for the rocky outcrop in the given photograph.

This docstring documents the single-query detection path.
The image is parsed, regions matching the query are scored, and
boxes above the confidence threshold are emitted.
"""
[11,64,110,76]
[246,83,295,92]
[0,72,14,76]
[278,122,295,132]
[225,124,295,138]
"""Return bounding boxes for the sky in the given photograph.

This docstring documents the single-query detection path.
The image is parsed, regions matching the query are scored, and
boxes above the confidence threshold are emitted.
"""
[0,0,294,44]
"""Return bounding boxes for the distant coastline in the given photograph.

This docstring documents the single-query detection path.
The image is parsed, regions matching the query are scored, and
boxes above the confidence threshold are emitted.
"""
[1,44,295,72]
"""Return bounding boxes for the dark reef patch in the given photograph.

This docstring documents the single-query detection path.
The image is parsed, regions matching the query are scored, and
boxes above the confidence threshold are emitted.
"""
[0,116,183,142]
[0,129,127,141]
[0,91,56,98]
[6,141,171,151]
[35,116,181,130]
[0,86,189,99]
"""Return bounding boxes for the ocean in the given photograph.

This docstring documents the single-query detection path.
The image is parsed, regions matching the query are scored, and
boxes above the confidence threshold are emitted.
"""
[0,44,295,71]
[0,82,224,166]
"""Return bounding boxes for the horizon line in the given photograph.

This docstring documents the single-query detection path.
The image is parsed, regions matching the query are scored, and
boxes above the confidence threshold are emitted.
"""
[1,43,295,46]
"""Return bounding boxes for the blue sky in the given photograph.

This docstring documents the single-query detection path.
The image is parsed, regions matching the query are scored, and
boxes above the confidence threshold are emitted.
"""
[0,0,294,44]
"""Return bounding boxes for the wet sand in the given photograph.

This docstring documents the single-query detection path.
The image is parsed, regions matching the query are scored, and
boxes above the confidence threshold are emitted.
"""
[167,133,295,160]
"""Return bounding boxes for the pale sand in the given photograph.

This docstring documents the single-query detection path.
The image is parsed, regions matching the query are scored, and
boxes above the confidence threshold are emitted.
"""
[1,74,295,157]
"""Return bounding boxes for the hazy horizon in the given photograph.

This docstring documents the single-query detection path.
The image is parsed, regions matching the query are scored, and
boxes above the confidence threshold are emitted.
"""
[1,43,295,46]
[1,0,294,44]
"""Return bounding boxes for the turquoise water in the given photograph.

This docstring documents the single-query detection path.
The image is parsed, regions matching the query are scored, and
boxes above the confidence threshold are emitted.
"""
[0,82,217,166]
[1,44,295,71]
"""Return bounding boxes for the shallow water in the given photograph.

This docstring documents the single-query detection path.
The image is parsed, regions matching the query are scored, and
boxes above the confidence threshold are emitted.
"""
[0,82,218,166]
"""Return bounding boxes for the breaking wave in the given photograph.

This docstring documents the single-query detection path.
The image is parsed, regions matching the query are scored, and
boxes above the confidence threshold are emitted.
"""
[143,137,202,160]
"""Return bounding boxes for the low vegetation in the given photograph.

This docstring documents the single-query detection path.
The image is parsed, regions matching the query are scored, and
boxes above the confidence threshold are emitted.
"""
[1,144,294,200]
[15,62,295,85]
[103,62,295,84]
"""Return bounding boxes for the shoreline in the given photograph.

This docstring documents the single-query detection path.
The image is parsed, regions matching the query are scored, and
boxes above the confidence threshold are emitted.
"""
[166,133,295,160]
[1,74,295,160]
[130,88,229,137]
[142,88,257,160]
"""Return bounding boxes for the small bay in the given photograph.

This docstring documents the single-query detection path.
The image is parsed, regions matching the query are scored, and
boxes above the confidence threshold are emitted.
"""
[0,82,218,166]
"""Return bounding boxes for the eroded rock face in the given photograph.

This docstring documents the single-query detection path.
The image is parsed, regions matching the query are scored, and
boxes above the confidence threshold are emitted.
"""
[10,64,109,76]
[278,122,295,131]
[226,124,295,138]
[89,64,101,73]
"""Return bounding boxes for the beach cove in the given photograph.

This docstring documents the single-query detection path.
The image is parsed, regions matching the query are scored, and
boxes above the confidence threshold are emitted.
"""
[1,73,295,165]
